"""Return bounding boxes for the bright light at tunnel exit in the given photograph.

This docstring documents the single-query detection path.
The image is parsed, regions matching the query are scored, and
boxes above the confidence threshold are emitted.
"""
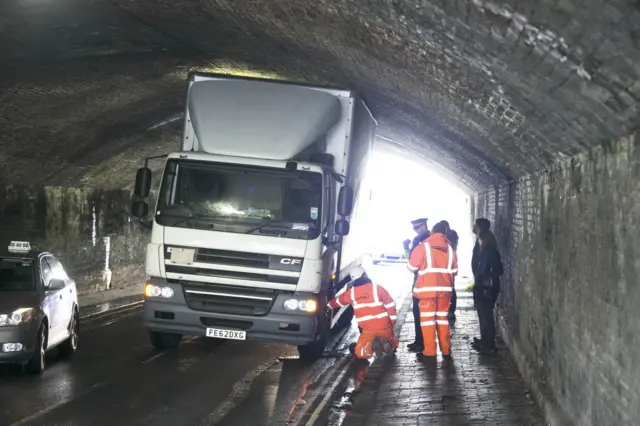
[349,146,474,277]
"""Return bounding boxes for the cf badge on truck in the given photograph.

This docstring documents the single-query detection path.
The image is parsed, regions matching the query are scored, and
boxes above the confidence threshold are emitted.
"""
[270,256,304,271]
[280,258,302,265]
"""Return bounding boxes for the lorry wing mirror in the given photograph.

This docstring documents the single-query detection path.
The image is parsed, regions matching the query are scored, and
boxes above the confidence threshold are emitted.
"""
[134,167,152,198]
[337,186,354,217]
[335,219,350,236]
[131,200,149,218]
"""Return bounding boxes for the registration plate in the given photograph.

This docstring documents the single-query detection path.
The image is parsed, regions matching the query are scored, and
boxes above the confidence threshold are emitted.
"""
[205,328,247,340]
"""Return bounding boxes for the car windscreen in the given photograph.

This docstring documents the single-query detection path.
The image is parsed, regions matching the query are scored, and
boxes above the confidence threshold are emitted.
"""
[0,257,35,291]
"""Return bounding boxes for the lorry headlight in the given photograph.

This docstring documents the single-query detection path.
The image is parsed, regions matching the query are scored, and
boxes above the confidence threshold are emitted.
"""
[145,283,174,299]
[284,299,317,313]
[0,308,35,326]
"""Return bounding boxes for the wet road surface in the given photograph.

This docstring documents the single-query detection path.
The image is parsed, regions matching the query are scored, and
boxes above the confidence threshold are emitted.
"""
[0,265,411,426]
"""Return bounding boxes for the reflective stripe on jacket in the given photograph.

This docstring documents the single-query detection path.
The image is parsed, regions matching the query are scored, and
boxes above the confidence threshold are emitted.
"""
[328,281,397,329]
[407,233,458,298]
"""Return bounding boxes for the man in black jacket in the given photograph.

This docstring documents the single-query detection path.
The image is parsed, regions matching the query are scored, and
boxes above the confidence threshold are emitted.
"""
[439,220,459,322]
[407,217,430,352]
[471,218,491,279]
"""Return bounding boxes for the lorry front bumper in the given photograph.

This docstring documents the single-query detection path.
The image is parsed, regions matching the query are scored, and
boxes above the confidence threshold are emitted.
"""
[0,323,38,364]
[143,300,318,346]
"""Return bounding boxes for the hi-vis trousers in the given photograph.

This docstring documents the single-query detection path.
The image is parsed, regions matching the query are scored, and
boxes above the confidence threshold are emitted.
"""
[418,292,452,356]
[354,327,399,360]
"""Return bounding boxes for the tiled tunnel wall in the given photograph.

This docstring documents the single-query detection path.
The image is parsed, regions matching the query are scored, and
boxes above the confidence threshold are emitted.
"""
[475,131,640,426]
[0,185,149,295]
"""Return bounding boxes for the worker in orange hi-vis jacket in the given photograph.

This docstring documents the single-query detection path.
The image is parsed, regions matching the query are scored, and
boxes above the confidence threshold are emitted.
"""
[407,222,458,358]
[328,265,398,359]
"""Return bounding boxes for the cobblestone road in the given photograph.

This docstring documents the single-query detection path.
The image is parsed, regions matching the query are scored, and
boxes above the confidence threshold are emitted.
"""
[338,290,545,426]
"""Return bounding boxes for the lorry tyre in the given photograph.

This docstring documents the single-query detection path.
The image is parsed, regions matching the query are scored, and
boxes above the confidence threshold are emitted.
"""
[149,330,182,350]
[297,334,327,361]
[298,312,330,361]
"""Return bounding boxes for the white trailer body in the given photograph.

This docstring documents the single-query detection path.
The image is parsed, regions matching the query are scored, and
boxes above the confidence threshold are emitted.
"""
[136,72,376,357]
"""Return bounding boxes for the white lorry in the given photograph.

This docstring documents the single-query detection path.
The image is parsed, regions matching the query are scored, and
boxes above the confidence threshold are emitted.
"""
[131,72,376,359]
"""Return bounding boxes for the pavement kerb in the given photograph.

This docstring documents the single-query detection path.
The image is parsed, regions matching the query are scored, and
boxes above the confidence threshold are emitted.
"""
[79,298,144,321]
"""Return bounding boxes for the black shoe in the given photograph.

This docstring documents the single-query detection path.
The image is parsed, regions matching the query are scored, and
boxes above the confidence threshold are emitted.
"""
[407,342,424,352]
[448,313,456,322]
[417,353,437,362]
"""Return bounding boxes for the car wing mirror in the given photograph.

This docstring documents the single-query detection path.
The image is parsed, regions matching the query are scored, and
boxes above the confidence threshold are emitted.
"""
[48,279,66,290]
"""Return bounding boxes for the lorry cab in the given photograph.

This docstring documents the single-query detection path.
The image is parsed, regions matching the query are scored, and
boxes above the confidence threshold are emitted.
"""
[131,72,376,359]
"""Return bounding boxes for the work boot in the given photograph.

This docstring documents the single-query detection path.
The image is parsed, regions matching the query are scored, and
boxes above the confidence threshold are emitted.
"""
[371,337,393,357]
[379,339,395,356]
[348,342,356,355]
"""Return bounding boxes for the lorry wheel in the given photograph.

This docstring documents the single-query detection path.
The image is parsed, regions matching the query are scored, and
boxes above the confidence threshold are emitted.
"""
[298,313,330,361]
[26,324,47,374]
[297,337,327,362]
[149,331,182,350]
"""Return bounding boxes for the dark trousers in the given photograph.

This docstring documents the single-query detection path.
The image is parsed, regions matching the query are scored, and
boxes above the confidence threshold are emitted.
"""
[448,288,457,316]
[476,297,497,348]
[412,296,423,346]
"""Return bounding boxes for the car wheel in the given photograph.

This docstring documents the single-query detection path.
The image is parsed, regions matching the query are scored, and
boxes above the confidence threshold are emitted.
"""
[26,324,47,374]
[149,330,182,350]
[59,310,79,356]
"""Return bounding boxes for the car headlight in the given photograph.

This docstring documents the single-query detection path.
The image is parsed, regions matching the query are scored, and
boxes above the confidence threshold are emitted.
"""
[144,283,174,299]
[0,308,35,326]
[283,298,318,313]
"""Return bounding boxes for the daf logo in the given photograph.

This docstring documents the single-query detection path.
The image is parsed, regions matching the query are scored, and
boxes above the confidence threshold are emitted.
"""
[280,258,302,265]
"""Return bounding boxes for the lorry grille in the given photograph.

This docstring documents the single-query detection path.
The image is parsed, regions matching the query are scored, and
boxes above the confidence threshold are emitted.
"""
[165,247,301,285]
[180,282,278,316]
[165,265,298,285]
[197,248,270,269]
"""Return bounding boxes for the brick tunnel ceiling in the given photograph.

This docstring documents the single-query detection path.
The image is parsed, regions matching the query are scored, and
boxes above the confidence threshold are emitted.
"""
[1,1,639,191]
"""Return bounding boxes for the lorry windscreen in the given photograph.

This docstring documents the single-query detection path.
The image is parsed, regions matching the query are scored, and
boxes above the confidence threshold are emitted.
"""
[155,160,323,240]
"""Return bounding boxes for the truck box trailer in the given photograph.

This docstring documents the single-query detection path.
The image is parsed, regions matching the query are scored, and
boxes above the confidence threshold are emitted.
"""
[131,72,376,359]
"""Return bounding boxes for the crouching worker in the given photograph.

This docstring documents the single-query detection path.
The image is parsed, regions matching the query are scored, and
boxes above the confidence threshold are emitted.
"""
[328,265,399,359]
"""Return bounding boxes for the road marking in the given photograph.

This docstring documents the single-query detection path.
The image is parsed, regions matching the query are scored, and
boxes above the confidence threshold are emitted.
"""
[199,358,281,425]
[146,114,184,130]
[141,337,197,364]
[141,352,166,364]
[303,358,352,426]
[8,380,109,426]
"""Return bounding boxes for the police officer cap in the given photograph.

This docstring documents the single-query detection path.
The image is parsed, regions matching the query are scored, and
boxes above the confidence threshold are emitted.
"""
[411,218,428,226]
